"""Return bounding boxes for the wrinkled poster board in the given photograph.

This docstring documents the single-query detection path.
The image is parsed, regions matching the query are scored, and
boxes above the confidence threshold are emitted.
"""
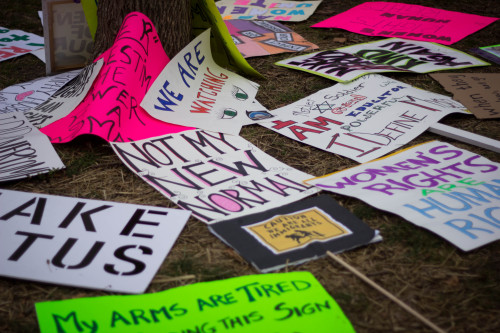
[36,271,355,333]
[0,189,190,293]
[261,74,468,163]
[217,0,323,22]
[226,19,318,58]
[111,130,319,223]
[312,2,498,45]
[40,12,193,143]
[430,73,500,119]
[276,38,489,83]
[141,29,260,136]
[0,27,44,62]
[210,194,377,272]
[0,112,64,182]
[306,141,500,251]
[42,0,94,74]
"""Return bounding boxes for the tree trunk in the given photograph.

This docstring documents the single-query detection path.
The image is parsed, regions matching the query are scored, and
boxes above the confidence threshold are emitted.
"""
[93,0,191,59]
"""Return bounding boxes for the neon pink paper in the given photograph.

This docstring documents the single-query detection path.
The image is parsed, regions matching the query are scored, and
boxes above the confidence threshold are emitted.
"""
[311,2,498,45]
[41,12,193,143]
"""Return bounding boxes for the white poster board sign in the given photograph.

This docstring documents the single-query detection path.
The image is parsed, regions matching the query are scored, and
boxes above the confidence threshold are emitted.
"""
[306,141,500,251]
[260,74,468,163]
[0,189,190,293]
[112,130,319,223]
[0,27,44,62]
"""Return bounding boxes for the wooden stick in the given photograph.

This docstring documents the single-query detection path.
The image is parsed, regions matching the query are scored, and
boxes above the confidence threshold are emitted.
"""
[326,251,446,333]
[429,123,500,153]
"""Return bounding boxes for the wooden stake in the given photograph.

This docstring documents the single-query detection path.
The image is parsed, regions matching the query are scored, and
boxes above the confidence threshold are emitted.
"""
[326,251,446,333]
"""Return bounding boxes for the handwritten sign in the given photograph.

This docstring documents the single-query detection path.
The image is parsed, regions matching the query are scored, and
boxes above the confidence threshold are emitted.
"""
[0,112,64,182]
[277,38,489,83]
[111,130,319,223]
[36,271,355,333]
[0,27,44,62]
[0,70,79,114]
[430,73,500,119]
[217,0,323,22]
[225,19,318,58]
[23,59,103,129]
[260,74,468,163]
[311,2,498,45]
[40,12,193,143]
[142,29,260,136]
[210,195,377,272]
[0,188,190,293]
[306,141,500,251]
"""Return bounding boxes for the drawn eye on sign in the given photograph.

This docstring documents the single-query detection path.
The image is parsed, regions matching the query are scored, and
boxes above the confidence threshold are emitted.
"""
[232,86,249,100]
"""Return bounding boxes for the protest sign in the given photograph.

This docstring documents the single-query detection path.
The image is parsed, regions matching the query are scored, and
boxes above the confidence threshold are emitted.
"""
[0,112,64,182]
[474,44,500,65]
[306,141,500,251]
[0,70,79,114]
[24,59,103,129]
[192,0,261,77]
[0,188,190,293]
[210,194,378,272]
[260,74,468,163]
[217,0,323,22]
[311,2,498,45]
[276,38,489,83]
[111,130,319,223]
[40,12,193,143]
[81,0,98,39]
[142,29,260,136]
[36,271,355,333]
[42,0,94,74]
[0,27,44,62]
[225,19,318,58]
[430,73,500,119]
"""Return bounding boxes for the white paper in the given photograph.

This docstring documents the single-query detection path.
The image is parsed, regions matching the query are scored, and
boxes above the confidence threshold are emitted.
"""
[260,74,468,163]
[0,189,190,293]
[306,141,500,251]
[0,27,44,62]
[141,29,260,135]
[0,111,64,182]
[112,130,319,223]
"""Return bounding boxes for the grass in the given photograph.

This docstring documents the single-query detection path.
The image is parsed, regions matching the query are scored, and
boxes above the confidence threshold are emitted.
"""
[1,0,500,332]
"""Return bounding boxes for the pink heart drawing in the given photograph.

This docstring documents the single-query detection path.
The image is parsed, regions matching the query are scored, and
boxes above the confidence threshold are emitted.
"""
[15,90,34,101]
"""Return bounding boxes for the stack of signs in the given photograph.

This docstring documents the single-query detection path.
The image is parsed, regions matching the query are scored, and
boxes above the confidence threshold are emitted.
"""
[0,112,64,182]
[0,27,44,62]
[210,194,378,272]
[111,130,319,223]
[260,74,468,163]
[0,69,80,114]
[216,0,323,22]
[276,38,489,82]
[141,29,263,136]
[311,2,498,45]
[306,141,500,251]
[0,189,190,293]
[36,272,355,333]
[226,19,318,57]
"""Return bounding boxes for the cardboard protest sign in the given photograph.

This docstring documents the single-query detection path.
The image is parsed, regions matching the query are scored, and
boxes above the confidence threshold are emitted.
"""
[142,29,260,136]
[0,70,79,114]
[42,0,94,74]
[210,194,377,272]
[40,12,193,143]
[311,2,498,45]
[192,0,262,77]
[430,73,500,119]
[225,19,318,58]
[217,0,323,22]
[261,74,468,163]
[24,59,103,129]
[36,271,355,333]
[111,130,320,224]
[276,38,489,83]
[0,112,64,182]
[306,141,500,251]
[0,27,44,62]
[0,188,190,293]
